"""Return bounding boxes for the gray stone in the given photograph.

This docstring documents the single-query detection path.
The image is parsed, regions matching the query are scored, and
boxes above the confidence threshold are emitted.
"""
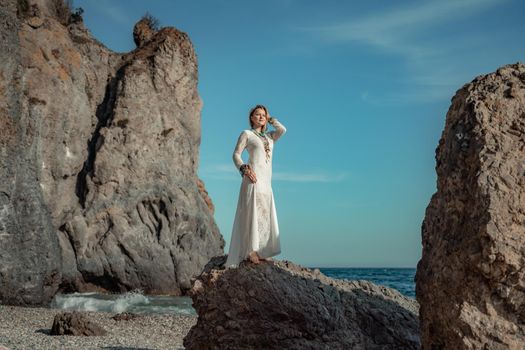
[0,0,62,306]
[0,0,224,305]
[184,258,420,350]
[416,62,525,349]
[51,311,107,336]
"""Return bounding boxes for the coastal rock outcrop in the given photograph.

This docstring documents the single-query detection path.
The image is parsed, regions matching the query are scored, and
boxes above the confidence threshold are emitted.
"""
[51,311,107,336]
[0,0,224,305]
[416,62,525,348]
[184,258,420,350]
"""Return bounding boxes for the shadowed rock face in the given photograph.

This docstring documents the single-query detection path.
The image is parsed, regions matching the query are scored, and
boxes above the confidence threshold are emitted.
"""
[416,62,525,349]
[184,258,420,350]
[0,0,224,305]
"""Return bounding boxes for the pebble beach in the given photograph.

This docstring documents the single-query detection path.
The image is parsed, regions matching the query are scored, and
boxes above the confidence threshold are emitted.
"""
[0,305,197,349]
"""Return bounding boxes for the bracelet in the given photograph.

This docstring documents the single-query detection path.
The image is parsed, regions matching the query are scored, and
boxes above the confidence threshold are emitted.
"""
[239,164,250,176]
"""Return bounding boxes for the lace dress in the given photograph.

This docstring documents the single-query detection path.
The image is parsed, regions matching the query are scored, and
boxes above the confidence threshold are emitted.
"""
[225,119,287,267]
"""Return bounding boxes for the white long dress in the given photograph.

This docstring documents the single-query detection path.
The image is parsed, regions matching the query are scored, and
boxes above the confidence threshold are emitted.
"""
[225,119,287,268]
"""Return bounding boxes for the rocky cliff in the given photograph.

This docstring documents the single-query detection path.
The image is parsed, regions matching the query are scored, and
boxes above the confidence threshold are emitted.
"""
[0,0,224,305]
[184,258,420,349]
[416,62,525,348]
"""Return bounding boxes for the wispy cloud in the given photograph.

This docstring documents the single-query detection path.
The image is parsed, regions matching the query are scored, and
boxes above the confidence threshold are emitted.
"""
[294,0,500,57]
[198,164,238,181]
[273,171,347,182]
[200,163,347,182]
[293,0,505,104]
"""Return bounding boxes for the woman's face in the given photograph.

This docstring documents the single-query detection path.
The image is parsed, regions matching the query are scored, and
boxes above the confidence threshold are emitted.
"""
[251,108,267,128]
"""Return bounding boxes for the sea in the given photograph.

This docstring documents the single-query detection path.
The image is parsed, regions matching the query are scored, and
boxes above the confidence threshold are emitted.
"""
[49,267,416,316]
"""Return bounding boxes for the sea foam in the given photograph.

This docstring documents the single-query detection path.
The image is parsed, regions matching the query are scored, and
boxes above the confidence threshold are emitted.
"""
[50,289,150,313]
[49,290,197,315]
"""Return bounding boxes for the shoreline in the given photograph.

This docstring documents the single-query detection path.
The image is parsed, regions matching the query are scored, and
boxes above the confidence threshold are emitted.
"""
[0,304,197,349]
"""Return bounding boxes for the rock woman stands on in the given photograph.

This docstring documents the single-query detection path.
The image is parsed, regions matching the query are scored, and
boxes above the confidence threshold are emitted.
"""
[225,105,287,267]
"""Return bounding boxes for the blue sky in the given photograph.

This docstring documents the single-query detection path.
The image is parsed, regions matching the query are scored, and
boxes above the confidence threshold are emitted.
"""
[75,0,524,267]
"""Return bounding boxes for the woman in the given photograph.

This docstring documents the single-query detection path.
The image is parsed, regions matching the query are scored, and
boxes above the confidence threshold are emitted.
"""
[225,105,287,267]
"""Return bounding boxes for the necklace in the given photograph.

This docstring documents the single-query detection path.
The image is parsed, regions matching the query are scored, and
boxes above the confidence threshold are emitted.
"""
[251,128,266,137]
[250,128,271,163]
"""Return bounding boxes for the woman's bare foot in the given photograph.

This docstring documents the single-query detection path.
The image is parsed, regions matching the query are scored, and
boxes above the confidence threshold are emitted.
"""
[248,251,261,264]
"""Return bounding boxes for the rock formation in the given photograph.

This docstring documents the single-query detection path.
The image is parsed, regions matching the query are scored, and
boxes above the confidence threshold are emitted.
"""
[133,14,157,47]
[51,311,107,336]
[184,258,420,350]
[0,0,224,305]
[416,62,525,348]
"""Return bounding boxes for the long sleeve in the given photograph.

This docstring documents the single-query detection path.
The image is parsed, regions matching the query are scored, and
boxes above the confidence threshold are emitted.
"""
[232,131,248,172]
[268,118,287,142]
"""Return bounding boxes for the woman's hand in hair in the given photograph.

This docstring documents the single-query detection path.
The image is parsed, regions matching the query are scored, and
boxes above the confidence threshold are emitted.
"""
[267,111,274,124]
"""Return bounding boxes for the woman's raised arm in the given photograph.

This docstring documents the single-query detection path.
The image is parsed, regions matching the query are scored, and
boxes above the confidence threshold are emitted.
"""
[268,118,287,142]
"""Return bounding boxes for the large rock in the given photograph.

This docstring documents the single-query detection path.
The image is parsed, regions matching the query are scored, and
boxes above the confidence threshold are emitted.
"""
[0,0,224,305]
[415,62,525,349]
[184,258,420,350]
[50,311,107,336]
